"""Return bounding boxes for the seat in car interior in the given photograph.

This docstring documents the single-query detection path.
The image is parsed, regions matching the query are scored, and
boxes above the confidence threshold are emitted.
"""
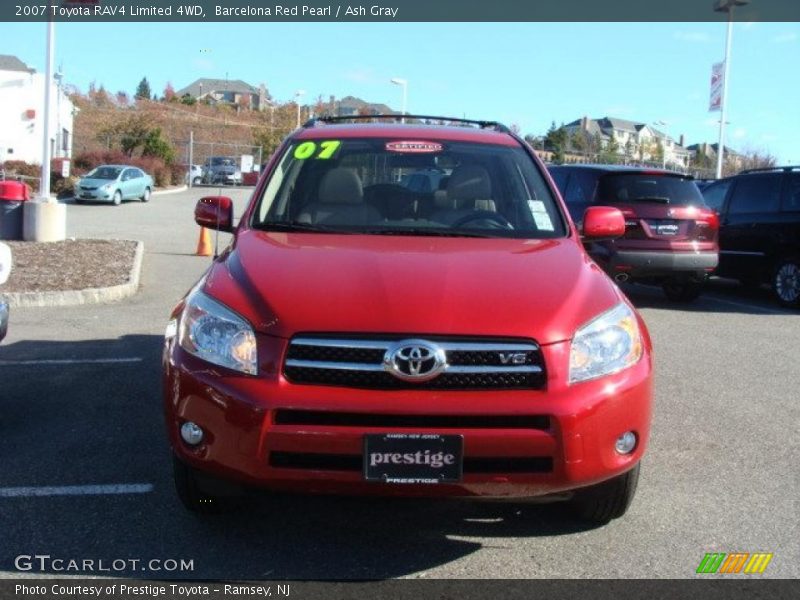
[432,165,496,224]
[297,168,382,225]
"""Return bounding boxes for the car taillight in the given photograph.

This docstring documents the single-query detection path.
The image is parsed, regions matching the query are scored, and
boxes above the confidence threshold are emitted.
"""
[696,209,719,230]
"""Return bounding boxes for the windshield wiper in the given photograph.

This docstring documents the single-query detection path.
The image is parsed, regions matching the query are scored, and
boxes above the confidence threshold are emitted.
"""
[633,196,671,204]
[363,228,494,238]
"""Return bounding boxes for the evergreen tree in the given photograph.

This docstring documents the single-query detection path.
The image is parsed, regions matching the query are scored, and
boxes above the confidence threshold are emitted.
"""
[135,77,151,100]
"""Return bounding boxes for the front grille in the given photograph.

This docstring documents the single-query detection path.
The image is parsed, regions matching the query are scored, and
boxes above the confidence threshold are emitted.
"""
[284,336,545,390]
[269,452,553,474]
[274,410,550,430]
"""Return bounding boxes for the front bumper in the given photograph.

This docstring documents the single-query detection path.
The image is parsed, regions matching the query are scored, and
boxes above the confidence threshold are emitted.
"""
[0,299,8,342]
[163,335,653,498]
[77,189,113,201]
[607,250,718,278]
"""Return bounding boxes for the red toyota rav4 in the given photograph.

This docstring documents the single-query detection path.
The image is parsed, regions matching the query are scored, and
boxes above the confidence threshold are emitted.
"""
[163,116,654,524]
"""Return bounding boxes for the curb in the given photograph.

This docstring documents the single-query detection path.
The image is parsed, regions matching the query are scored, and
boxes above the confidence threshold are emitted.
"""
[153,185,188,196]
[1,240,144,308]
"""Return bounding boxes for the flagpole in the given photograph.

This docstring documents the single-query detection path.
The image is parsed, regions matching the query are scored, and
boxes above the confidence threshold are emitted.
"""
[715,3,739,179]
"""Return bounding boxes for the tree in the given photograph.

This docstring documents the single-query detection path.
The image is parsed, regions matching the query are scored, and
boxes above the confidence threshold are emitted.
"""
[135,77,151,101]
[142,128,176,163]
[651,140,665,165]
[163,82,176,102]
[599,135,621,164]
[544,121,568,163]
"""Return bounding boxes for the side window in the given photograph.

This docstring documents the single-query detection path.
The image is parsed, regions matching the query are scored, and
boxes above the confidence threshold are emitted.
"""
[564,171,597,221]
[549,169,568,194]
[783,173,800,212]
[121,169,131,181]
[728,174,782,215]
[701,180,731,213]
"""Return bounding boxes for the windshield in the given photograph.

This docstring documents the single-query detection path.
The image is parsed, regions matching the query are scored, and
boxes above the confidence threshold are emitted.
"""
[597,173,706,206]
[253,138,565,238]
[86,167,122,180]
[211,157,236,167]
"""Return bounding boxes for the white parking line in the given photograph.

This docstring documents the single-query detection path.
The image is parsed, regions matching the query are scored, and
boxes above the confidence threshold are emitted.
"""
[0,358,143,366]
[0,484,153,498]
[703,295,791,315]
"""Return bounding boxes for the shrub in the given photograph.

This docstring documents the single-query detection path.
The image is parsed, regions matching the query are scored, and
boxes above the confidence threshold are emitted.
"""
[72,151,170,187]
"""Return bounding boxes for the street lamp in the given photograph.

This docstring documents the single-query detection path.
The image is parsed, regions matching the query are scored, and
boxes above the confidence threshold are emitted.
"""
[294,89,306,128]
[390,78,408,123]
[714,0,749,178]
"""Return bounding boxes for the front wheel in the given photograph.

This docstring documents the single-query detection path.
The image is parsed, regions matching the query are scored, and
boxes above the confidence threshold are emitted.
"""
[772,257,800,308]
[172,454,241,514]
[140,187,151,202]
[662,278,703,302]
[569,463,640,524]
[112,190,122,206]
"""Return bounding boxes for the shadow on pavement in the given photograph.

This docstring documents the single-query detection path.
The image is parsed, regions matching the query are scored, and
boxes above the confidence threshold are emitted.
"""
[0,335,599,580]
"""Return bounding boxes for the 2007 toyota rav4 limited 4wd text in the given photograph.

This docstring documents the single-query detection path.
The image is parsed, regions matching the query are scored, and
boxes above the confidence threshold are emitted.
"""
[163,115,654,524]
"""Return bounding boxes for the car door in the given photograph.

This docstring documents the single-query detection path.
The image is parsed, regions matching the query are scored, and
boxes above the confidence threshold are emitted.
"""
[719,172,784,280]
[119,169,134,199]
[132,169,146,196]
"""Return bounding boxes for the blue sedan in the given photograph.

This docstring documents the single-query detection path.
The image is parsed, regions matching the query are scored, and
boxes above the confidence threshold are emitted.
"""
[76,165,154,205]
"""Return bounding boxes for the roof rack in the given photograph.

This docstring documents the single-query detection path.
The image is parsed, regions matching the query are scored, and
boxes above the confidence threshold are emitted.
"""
[739,165,800,175]
[303,114,511,133]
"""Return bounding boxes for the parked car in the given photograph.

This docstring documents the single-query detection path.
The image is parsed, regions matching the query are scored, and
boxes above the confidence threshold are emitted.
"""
[75,165,154,205]
[548,165,719,301]
[163,115,654,524]
[202,156,242,186]
[0,242,11,342]
[186,164,203,186]
[701,166,800,308]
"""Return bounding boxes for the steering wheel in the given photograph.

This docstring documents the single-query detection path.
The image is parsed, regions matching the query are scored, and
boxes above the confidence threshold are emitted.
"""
[450,210,514,230]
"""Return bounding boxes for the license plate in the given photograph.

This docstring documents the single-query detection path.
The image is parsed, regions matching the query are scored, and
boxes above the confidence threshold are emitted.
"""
[363,433,463,484]
[651,220,679,236]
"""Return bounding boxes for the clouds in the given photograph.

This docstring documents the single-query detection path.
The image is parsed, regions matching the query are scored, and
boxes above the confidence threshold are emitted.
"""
[772,32,798,44]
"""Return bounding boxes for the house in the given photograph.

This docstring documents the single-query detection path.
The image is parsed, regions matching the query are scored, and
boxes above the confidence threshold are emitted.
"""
[324,95,395,117]
[0,54,75,165]
[564,116,691,168]
[176,78,268,110]
[686,142,744,171]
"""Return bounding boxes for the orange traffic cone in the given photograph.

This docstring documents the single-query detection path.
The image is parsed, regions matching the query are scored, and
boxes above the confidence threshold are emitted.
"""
[196,227,213,257]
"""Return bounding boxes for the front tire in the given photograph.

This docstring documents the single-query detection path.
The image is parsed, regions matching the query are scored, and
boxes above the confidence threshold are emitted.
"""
[569,463,640,524]
[112,190,122,206]
[140,187,151,202]
[772,257,800,308]
[172,454,240,514]
[662,277,703,302]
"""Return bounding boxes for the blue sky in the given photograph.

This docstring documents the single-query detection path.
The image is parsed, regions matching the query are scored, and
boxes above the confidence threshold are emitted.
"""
[2,21,799,161]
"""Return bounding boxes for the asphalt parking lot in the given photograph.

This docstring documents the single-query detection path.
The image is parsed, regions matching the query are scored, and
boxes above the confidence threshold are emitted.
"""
[0,188,797,579]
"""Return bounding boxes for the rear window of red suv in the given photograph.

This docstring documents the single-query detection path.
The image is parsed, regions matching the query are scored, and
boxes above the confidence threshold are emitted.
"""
[597,173,706,207]
[253,137,566,239]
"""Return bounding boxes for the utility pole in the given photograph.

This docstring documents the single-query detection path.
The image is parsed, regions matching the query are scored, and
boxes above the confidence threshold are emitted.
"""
[714,0,749,178]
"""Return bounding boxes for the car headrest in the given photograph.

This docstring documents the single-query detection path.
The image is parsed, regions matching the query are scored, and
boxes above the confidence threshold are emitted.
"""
[447,165,492,201]
[319,169,363,205]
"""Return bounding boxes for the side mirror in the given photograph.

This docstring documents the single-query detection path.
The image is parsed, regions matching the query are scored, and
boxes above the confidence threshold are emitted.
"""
[195,196,234,232]
[581,206,626,240]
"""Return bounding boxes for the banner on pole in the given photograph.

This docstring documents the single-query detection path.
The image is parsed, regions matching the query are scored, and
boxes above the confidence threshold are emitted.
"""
[709,61,724,112]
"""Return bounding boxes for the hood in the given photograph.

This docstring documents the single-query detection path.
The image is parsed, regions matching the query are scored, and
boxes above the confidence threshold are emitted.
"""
[203,230,623,345]
[79,177,117,187]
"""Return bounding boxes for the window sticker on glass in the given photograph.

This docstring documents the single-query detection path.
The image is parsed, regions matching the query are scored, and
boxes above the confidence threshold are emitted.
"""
[293,140,342,160]
[386,141,443,153]
[528,200,547,213]
[533,212,554,231]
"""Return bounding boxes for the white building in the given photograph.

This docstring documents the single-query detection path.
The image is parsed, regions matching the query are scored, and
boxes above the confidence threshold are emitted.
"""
[564,116,691,168]
[0,54,75,165]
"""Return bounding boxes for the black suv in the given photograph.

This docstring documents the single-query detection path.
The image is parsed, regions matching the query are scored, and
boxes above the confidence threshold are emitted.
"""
[701,166,800,308]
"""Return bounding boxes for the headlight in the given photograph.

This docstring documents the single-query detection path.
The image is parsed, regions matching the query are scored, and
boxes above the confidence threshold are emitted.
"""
[102,183,112,190]
[177,289,257,375]
[569,302,642,384]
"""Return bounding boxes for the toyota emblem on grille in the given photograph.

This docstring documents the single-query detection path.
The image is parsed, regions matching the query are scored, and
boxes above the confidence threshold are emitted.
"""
[384,339,447,382]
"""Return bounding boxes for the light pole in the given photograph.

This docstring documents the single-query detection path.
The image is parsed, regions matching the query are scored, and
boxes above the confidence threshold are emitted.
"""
[294,90,306,128]
[390,78,408,123]
[714,0,748,179]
